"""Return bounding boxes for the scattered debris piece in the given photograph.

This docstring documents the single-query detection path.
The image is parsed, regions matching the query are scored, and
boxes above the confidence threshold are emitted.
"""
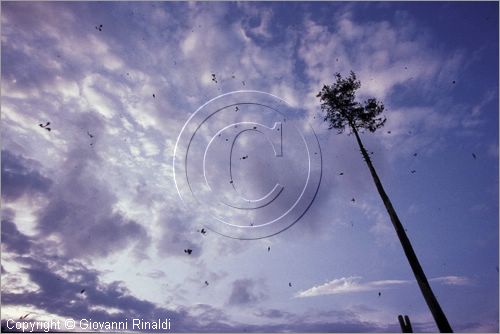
[413,153,418,157]
[87,131,94,138]
[211,73,217,83]
[410,170,416,174]
[339,172,344,175]
[351,198,355,202]
[242,80,246,86]
[200,228,206,235]
[184,249,192,255]
[80,289,85,294]
[95,24,103,31]
[235,106,239,112]
[472,153,477,160]
[288,282,292,287]
[387,131,391,134]
[267,246,270,252]
[205,281,209,286]
[39,122,51,131]
[378,292,381,297]
[241,155,248,160]
[153,94,156,98]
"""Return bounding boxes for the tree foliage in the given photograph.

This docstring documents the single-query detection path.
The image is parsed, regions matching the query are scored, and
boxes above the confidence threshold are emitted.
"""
[316,71,386,134]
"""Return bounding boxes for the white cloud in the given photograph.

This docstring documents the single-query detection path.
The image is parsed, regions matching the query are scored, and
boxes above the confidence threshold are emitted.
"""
[430,276,472,286]
[296,276,410,298]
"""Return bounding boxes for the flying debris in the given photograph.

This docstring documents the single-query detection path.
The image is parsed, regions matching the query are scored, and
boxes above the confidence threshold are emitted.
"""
[288,282,292,287]
[378,292,381,297]
[242,80,246,86]
[95,24,103,31]
[205,281,209,286]
[80,289,85,294]
[235,106,239,112]
[387,131,391,134]
[153,94,156,98]
[413,153,418,157]
[267,246,270,252]
[351,198,355,202]
[410,170,416,174]
[339,172,344,175]
[211,73,217,83]
[39,122,51,131]
[336,58,339,62]
[184,249,193,255]
[472,153,477,160]
[87,131,94,138]
[405,66,408,70]
[200,228,206,235]
[19,313,30,320]
[241,155,248,160]
[232,75,236,79]
[452,80,456,84]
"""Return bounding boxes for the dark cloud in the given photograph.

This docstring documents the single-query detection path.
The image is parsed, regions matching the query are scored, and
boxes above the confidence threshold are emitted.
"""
[0,215,413,333]
[227,278,267,306]
[253,308,294,319]
[1,150,52,201]
[32,144,150,259]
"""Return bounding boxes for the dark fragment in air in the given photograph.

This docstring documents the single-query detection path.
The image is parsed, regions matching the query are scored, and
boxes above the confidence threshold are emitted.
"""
[184,249,192,255]
[351,198,355,202]
[378,292,381,296]
[200,228,206,235]
[241,155,248,160]
[387,131,391,134]
[339,172,344,175]
[87,131,94,138]
[267,246,270,252]
[39,122,51,131]
[410,170,416,174]
[153,94,155,98]
[288,282,292,287]
[19,313,30,320]
[80,289,85,294]
[413,153,418,157]
[472,153,477,159]
[205,281,209,286]
[211,73,217,83]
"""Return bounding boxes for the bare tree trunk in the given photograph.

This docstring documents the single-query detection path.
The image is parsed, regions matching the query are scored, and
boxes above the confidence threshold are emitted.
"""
[350,125,453,333]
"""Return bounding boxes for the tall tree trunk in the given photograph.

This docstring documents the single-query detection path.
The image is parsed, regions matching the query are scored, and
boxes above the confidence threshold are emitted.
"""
[350,125,453,333]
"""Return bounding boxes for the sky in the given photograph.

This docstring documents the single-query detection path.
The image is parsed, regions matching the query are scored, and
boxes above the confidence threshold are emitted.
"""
[1,1,499,333]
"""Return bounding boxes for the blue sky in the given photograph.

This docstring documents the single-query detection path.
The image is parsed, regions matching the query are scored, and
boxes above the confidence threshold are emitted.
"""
[1,1,498,332]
